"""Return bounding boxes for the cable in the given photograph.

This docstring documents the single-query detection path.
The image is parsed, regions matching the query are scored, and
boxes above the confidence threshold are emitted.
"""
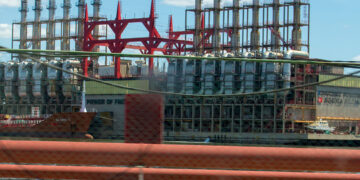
[15,51,360,98]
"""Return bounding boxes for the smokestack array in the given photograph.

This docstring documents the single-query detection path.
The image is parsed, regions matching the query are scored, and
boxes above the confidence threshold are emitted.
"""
[62,0,71,51]
[187,0,310,54]
[32,0,42,50]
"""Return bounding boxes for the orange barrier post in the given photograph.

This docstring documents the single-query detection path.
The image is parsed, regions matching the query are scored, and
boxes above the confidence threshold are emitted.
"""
[0,165,359,180]
[0,140,360,172]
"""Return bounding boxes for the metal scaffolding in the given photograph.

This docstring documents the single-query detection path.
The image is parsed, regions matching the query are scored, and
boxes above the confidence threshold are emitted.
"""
[181,0,310,55]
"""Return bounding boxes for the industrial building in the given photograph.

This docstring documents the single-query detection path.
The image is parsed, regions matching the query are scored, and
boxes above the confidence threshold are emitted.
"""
[3,0,360,143]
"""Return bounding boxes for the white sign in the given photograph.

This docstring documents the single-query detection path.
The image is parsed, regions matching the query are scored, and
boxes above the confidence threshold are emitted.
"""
[32,107,40,117]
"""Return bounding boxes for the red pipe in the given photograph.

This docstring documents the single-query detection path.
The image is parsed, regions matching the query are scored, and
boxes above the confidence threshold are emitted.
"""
[0,164,359,180]
[0,140,359,172]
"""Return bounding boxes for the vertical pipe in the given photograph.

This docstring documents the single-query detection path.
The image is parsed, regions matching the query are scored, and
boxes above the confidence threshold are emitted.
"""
[194,0,202,55]
[213,0,221,56]
[232,0,240,55]
[292,0,302,51]
[241,7,245,52]
[307,4,310,54]
[62,0,71,51]
[33,0,42,50]
[271,0,280,51]
[19,0,28,61]
[246,8,249,51]
[250,0,260,51]
[76,0,85,51]
[47,0,56,58]
[283,3,286,51]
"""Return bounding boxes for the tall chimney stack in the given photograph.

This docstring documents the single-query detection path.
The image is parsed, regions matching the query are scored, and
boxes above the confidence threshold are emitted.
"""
[92,0,102,53]
[33,0,42,50]
[292,0,302,51]
[19,0,28,61]
[232,0,240,55]
[213,0,221,56]
[194,0,202,55]
[271,0,280,51]
[46,0,56,56]
[76,0,85,51]
[62,0,71,51]
[250,0,260,51]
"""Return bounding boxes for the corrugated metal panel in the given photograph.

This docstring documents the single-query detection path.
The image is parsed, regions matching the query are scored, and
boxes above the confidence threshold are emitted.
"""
[319,75,360,88]
[86,80,149,95]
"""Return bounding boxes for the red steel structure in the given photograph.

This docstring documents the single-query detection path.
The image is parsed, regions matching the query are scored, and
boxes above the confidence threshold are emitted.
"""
[82,0,192,78]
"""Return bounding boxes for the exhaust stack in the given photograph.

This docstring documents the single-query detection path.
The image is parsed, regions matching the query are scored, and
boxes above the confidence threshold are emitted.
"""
[32,0,42,50]
[92,0,102,53]
[292,0,302,51]
[250,0,260,51]
[271,0,280,51]
[19,0,28,61]
[62,0,71,51]
[194,0,202,55]
[46,0,56,55]
[213,0,221,56]
[232,0,240,55]
[76,0,85,51]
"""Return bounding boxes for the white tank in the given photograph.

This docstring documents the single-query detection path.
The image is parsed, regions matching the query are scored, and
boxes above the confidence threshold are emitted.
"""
[131,60,149,77]
[260,52,279,93]
[223,53,237,95]
[4,62,18,98]
[167,62,176,92]
[282,50,309,92]
[47,60,60,97]
[99,66,115,78]
[62,60,80,97]
[203,54,216,95]
[18,61,32,97]
[167,59,187,93]
[185,60,196,95]
[242,52,256,93]
[32,63,43,97]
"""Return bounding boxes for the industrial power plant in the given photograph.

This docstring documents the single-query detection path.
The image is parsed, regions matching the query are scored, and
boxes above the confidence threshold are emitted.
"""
[0,0,359,144]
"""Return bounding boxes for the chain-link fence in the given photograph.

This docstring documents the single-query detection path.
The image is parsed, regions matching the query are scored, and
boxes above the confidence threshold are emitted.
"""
[0,48,359,179]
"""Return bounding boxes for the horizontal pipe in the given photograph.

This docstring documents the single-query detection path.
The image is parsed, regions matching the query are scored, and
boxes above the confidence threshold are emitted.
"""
[0,141,360,172]
[0,48,360,67]
[0,164,359,180]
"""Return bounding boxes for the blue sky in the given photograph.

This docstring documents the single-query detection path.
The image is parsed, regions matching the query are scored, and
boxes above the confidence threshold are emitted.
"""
[0,0,359,62]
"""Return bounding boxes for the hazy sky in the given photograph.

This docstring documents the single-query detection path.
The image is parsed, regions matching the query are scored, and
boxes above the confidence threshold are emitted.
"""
[0,0,359,62]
